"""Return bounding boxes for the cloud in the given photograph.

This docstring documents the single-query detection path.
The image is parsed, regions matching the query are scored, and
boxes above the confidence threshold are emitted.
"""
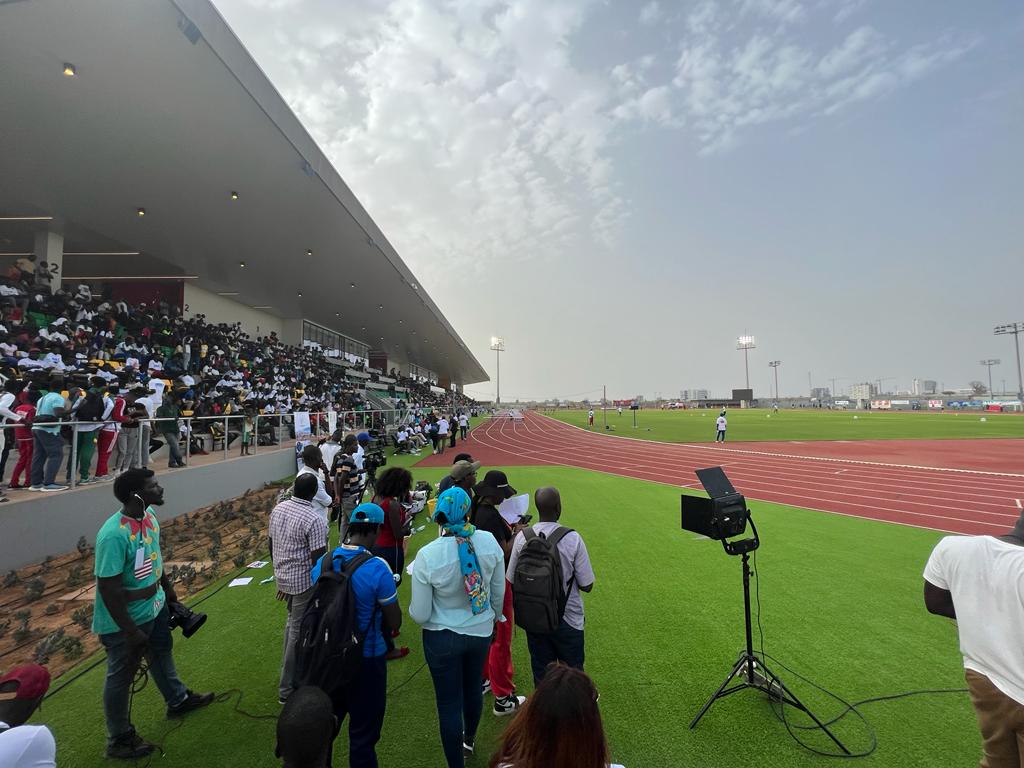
[832,0,868,25]
[668,2,979,153]
[639,1,661,26]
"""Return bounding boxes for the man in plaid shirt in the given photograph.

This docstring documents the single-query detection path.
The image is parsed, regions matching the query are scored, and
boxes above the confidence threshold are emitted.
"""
[269,474,328,704]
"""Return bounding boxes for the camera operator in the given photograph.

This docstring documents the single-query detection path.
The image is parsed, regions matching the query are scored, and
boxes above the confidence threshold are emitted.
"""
[92,469,213,759]
[331,433,362,540]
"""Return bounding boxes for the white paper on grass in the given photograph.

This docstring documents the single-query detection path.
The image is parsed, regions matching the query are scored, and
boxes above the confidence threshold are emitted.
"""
[228,577,253,587]
[497,494,529,526]
[246,560,269,569]
[259,575,275,585]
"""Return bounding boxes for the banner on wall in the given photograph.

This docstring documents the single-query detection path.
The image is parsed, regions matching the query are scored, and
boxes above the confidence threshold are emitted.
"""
[328,411,338,434]
[870,400,892,410]
[294,411,312,437]
[928,400,944,409]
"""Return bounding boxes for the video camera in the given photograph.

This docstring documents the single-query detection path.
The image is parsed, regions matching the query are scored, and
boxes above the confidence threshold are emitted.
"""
[167,601,207,638]
[680,466,758,555]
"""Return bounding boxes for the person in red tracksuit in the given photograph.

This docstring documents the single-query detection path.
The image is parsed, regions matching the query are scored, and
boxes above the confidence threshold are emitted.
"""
[9,391,38,488]
[94,385,125,480]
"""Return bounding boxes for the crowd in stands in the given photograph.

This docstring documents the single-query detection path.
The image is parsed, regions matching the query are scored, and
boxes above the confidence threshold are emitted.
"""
[0,273,476,495]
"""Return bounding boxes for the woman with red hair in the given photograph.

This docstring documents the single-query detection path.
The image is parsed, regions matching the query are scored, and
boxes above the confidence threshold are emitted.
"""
[489,664,621,768]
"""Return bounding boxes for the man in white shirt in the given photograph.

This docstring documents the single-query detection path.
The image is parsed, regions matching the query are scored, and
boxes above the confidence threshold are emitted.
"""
[0,378,24,493]
[716,411,727,442]
[435,416,449,456]
[295,444,333,522]
[587,409,594,428]
[924,511,1024,765]
[0,664,56,768]
[458,412,469,440]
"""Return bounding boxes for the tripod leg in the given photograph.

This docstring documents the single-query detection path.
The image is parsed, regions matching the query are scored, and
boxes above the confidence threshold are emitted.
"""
[759,661,851,755]
[689,656,747,729]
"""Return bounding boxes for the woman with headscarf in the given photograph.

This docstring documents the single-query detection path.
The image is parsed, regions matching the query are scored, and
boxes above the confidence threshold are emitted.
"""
[410,487,507,768]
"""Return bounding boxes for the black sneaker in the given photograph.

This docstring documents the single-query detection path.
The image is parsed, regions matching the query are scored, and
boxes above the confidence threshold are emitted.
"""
[493,694,526,717]
[106,730,155,759]
[166,689,215,719]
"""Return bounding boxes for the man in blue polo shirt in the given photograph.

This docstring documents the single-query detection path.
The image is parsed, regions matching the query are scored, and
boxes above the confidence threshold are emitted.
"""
[309,502,401,768]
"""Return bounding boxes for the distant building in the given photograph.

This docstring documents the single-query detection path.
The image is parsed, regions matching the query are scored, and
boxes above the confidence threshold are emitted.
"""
[922,380,938,395]
[912,379,921,396]
[810,387,831,400]
[695,389,709,400]
[850,382,877,400]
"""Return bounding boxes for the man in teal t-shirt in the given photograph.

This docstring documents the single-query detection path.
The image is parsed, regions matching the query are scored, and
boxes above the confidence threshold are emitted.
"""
[28,373,67,491]
[93,469,214,760]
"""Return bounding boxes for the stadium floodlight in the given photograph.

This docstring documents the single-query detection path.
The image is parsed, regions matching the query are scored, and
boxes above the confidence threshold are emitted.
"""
[490,336,505,406]
[980,359,1000,398]
[736,335,757,390]
[994,323,1024,401]
[768,360,781,400]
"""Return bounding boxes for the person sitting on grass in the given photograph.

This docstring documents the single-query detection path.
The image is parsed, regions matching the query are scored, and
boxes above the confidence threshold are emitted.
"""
[275,686,336,768]
[0,664,56,768]
[488,664,623,768]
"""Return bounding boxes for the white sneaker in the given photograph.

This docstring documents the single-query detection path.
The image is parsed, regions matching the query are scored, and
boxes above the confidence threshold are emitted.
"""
[493,694,526,716]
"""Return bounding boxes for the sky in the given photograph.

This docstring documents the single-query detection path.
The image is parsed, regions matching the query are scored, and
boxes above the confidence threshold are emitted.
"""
[212,0,1023,402]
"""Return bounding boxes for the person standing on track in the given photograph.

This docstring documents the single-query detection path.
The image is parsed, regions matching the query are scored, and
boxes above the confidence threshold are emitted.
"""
[587,409,594,428]
[715,410,727,443]
[923,509,1024,766]
[436,414,450,456]
[458,412,469,441]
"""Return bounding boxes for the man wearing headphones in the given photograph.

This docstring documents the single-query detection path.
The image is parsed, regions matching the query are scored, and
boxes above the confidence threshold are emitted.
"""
[93,469,213,759]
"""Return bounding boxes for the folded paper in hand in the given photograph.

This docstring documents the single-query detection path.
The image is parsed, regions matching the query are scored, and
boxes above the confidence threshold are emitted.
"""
[497,494,529,526]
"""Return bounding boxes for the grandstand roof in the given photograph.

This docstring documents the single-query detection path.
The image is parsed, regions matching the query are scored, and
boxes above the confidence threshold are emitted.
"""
[0,0,488,386]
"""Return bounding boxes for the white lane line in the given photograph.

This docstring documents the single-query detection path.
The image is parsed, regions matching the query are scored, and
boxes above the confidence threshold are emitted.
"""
[1017,499,1022,510]
[835,469,847,475]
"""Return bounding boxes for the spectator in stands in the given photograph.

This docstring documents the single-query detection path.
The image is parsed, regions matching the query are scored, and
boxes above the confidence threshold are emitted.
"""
[438,454,476,494]
[0,663,56,768]
[94,384,120,481]
[472,470,525,716]
[0,376,24,496]
[370,467,413,661]
[312,502,402,767]
[269,473,328,705]
[296,444,333,522]
[8,390,38,488]
[508,487,595,684]
[29,372,67,492]
[115,386,146,474]
[410,488,506,767]
[275,686,336,768]
[487,664,613,768]
[924,509,1024,765]
[94,469,213,759]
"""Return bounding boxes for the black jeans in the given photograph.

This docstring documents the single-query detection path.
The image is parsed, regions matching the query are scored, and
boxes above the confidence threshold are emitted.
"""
[525,619,585,685]
[330,655,387,768]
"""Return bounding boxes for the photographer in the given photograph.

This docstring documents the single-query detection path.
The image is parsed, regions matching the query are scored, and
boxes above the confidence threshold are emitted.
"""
[92,469,213,759]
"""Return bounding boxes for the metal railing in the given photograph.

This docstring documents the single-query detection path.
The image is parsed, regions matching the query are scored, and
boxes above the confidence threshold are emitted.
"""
[0,408,413,491]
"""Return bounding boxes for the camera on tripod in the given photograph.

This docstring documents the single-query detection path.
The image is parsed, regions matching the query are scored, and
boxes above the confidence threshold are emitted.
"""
[167,600,207,638]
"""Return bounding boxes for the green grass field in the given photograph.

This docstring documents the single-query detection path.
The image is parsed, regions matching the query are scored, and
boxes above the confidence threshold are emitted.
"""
[39,462,979,767]
[547,407,1023,442]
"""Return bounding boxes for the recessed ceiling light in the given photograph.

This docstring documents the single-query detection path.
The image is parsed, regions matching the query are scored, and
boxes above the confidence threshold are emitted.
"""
[230,191,239,200]
[306,249,313,257]
[379,336,384,341]
[0,216,54,222]
[136,207,146,217]
[297,291,303,297]
[378,304,383,310]
[398,320,403,324]
[239,261,246,268]
[350,283,356,289]
[335,312,340,317]
[63,63,76,77]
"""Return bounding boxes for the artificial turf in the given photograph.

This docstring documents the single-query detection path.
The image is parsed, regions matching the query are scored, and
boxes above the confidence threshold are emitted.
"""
[38,464,978,768]
[547,407,1023,442]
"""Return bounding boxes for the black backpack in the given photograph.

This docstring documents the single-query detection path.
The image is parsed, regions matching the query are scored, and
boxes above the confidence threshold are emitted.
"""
[512,527,575,634]
[76,390,105,422]
[293,550,375,697]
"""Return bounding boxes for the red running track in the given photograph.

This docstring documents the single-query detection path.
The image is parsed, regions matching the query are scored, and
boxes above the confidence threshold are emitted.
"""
[419,412,1024,536]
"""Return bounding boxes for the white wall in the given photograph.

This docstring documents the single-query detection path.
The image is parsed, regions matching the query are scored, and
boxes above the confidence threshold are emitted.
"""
[183,284,284,338]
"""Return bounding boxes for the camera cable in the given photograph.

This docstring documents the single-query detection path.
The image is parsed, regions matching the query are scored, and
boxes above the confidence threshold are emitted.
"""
[750,552,967,758]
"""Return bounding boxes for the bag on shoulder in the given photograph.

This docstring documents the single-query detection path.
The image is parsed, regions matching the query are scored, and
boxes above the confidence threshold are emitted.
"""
[76,390,104,422]
[292,550,374,697]
[512,526,575,634]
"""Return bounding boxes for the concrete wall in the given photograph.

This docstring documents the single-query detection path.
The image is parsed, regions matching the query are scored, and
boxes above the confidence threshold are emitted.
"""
[0,449,295,572]
[183,284,284,339]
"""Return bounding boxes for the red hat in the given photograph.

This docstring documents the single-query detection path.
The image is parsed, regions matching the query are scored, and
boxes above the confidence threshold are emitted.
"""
[0,664,51,701]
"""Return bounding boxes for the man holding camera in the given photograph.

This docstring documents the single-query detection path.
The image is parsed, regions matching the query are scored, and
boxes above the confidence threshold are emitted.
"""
[93,469,213,759]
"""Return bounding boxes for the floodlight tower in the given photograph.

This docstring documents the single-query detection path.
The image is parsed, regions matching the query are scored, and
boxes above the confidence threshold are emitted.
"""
[768,361,781,400]
[736,335,756,391]
[994,323,1024,401]
[980,359,1000,398]
[490,336,505,406]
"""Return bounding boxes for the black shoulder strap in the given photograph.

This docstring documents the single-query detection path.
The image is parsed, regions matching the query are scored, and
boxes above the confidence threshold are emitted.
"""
[547,527,577,598]
[341,550,374,576]
[523,528,538,543]
[546,526,574,548]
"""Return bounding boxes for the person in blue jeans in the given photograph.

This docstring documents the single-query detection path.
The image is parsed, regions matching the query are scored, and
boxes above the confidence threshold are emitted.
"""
[29,373,68,491]
[410,487,507,767]
[310,502,402,768]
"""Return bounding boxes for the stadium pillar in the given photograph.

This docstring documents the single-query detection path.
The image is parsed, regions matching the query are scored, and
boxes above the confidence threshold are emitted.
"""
[33,230,63,293]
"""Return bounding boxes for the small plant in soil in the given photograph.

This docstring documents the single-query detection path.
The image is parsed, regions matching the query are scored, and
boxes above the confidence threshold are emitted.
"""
[13,610,33,644]
[44,603,60,616]
[0,620,10,639]
[24,578,45,602]
[33,628,66,664]
[71,606,93,631]
[66,565,87,588]
[76,535,93,558]
[3,570,19,588]
[61,635,84,661]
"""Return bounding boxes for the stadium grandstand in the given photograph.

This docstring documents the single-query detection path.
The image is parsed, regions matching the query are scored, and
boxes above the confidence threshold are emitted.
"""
[0,0,486,569]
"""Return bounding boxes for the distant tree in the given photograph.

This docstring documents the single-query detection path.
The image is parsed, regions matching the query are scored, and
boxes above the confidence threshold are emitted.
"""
[969,381,988,395]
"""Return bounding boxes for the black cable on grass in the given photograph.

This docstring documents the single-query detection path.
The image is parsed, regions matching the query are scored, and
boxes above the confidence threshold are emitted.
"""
[750,561,969,758]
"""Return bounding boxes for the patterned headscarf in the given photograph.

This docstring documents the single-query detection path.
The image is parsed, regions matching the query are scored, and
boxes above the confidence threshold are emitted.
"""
[434,487,489,615]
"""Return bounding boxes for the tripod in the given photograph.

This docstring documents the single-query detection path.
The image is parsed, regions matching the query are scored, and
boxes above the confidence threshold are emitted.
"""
[689,548,850,755]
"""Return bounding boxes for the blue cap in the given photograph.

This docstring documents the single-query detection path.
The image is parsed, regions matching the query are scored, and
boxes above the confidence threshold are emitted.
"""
[433,487,471,524]
[357,431,370,443]
[350,502,384,525]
